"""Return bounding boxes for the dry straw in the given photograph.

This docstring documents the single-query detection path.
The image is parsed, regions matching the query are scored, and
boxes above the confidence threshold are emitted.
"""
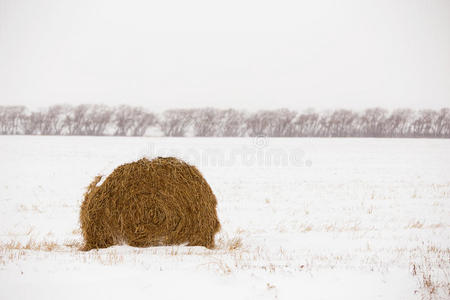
[80,157,221,251]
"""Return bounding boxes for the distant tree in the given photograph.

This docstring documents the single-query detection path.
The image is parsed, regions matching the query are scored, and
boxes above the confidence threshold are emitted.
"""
[0,106,27,134]
[39,105,69,135]
[0,106,6,134]
[409,110,424,137]
[267,109,297,137]
[435,108,450,138]
[112,105,156,136]
[360,108,388,137]
[294,110,320,137]
[192,108,222,137]
[385,109,413,137]
[22,112,41,135]
[129,108,158,136]
[219,109,247,137]
[328,109,358,137]
[317,111,333,137]
[64,104,89,135]
[421,109,439,137]
[2,105,450,138]
[83,105,114,136]
[159,109,193,137]
[245,111,270,137]
[113,105,136,136]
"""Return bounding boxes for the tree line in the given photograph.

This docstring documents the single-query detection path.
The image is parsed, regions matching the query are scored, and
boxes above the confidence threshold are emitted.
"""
[0,105,449,138]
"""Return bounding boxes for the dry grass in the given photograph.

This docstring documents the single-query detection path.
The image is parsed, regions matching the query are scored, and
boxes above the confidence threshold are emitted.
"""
[0,233,447,300]
[17,204,29,212]
[71,250,125,265]
[297,222,371,233]
[0,249,26,265]
[168,247,179,256]
[405,221,445,230]
[410,246,450,300]
[32,204,43,213]
[96,251,124,265]
[64,239,83,249]
[72,229,81,235]
[428,223,444,229]
[0,239,60,252]
[301,225,313,232]
[2,240,22,250]
[203,260,233,275]
[25,227,34,235]
[26,239,58,251]
[408,221,425,229]
[0,239,63,265]
[216,234,243,251]
[226,237,243,251]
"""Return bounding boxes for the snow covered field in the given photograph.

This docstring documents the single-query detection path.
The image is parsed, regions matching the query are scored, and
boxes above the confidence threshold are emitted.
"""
[0,136,449,299]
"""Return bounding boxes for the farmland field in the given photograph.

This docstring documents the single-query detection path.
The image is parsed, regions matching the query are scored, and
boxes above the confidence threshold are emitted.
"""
[0,136,449,299]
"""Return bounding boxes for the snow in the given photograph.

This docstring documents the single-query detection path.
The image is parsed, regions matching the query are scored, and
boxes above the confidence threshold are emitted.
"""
[0,136,449,299]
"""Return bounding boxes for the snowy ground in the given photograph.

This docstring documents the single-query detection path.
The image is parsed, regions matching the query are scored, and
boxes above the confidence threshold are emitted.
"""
[0,136,449,299]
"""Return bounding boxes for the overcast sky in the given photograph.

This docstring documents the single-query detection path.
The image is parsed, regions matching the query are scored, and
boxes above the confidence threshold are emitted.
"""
[0,0,449,111]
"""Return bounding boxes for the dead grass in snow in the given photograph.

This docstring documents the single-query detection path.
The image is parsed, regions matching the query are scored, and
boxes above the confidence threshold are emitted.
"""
[410,246,450,300]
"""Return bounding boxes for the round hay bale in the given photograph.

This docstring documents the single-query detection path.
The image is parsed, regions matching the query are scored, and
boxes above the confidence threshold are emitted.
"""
[80,157,221,251]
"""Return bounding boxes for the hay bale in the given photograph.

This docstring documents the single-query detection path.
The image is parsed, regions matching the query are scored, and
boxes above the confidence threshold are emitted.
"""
[80,157,221,251]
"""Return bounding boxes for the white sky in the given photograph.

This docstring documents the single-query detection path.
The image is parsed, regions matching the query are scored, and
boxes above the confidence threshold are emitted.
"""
[0,0,449,111]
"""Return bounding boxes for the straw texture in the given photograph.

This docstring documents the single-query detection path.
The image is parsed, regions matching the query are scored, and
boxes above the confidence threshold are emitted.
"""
[80,157,221,251]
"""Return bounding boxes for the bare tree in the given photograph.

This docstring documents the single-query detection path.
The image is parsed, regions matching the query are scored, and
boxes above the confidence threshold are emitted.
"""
[82,105,113,136]
[245,111,272,137]
[417,110,440,137]
[31,112,48,135]
[266,109,297,137]
[360,108,388,137]
[2,105,450,138]
[113,105,136,136]
[0,106,27,134]
[326,109,358,137]
[294,110,320,137]
[317,111,333,137]
[22,112,40,135]
[129,108,158,136]
[0,106,6,134]
[37,105,69,135]
[192,108,222,137]
[64,105,89,135]
[219,109,247,137]
[435,108,450,138]
[385,109,413,137]
[411,111,426,137]
[159,109,193,137]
